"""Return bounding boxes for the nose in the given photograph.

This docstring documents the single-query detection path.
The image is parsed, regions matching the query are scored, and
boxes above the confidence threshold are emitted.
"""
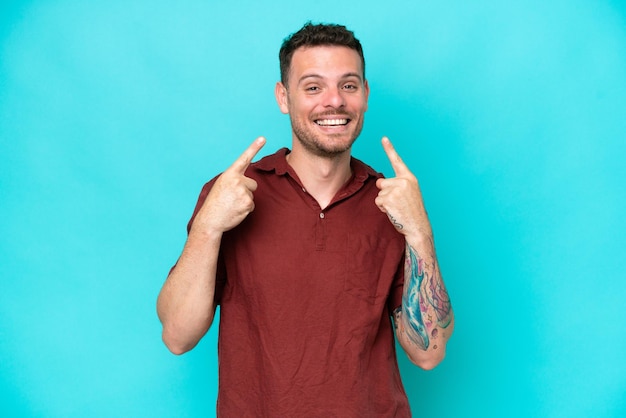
[322,86,346,109]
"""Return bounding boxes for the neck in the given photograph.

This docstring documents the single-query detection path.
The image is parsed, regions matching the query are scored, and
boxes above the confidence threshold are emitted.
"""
[286,145,353,210]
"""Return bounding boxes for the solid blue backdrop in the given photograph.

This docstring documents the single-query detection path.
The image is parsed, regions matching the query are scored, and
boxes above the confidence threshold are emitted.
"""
[1,0,625,417]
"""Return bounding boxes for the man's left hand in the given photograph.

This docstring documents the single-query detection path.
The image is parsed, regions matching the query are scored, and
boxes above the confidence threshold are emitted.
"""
[375,137,432,239]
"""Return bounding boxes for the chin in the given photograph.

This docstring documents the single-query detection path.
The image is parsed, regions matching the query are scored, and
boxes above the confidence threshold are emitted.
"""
[291,119,362,158]
[303,137,356,158]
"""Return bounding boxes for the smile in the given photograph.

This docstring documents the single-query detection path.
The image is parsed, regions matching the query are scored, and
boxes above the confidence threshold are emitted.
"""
[315,118,349,126]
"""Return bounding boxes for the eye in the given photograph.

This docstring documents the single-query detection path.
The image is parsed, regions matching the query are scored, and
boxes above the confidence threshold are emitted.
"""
[305,86,320,92]
[343,84,358,91]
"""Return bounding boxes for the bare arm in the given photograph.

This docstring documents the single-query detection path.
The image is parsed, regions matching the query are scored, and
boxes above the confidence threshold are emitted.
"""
[393,238,454,369]
[156,137,266,354]
[375,137,454,369]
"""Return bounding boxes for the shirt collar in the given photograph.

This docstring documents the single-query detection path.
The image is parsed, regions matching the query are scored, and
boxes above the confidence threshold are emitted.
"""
[254,148,380,183]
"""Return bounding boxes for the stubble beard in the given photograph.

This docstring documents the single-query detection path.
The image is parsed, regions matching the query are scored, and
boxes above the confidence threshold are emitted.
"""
[289,113,365,158]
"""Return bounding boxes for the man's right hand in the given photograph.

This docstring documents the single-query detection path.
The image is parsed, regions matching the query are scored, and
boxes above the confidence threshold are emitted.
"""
[191,137,266,235]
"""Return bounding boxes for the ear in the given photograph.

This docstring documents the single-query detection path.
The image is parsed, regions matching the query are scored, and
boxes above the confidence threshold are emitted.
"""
[275,82,289,114]
[364,79,370,112]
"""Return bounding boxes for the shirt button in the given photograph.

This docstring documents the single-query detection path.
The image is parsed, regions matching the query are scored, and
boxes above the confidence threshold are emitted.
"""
[319,213,325,219]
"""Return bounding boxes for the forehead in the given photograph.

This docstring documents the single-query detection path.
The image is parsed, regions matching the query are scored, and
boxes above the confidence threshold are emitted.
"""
[289,45,363,82]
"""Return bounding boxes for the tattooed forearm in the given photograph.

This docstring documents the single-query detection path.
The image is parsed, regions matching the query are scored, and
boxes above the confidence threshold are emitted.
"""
[401,245,429,349]
[398,241,452,351]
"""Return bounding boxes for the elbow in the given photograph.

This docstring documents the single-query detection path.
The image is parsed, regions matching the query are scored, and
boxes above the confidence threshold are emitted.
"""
[160,314,211,356]
[411,316,455,370]
[410,351,445,371]
[159,312,215,355]
[157,302,215,356]
[158,320,211,355]
[161,328,197,355]
[157,309,194,355]
[407,348,446,370]
[165,343,192,356]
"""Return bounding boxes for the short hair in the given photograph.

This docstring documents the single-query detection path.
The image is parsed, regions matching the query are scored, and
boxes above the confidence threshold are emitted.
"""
[279,22,365,86]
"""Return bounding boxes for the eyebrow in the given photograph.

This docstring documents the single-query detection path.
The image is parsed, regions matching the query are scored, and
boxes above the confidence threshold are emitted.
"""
[297,72,364,85]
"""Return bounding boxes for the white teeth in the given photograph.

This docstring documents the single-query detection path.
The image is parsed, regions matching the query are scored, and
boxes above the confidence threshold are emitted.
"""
[316,119,348,126]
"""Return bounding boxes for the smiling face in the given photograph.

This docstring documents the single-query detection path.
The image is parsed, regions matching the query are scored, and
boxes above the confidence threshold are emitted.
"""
[275,45,369,158]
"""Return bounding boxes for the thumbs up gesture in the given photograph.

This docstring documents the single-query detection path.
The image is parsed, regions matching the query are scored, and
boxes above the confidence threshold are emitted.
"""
[191,137,266,235]
[375,137,432,239]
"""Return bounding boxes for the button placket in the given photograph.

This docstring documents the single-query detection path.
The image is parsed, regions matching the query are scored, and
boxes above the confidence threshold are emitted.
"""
[315,210,327,250]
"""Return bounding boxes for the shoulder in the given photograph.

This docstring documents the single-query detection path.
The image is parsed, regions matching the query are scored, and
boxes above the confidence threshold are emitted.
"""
[247,148,290,178]
[350,155,385,181]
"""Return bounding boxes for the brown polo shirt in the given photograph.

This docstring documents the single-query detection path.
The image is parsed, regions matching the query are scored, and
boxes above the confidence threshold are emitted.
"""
[188,148,410,417]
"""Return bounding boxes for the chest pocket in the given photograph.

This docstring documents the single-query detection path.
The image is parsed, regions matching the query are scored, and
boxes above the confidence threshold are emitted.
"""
[344,234,404,305]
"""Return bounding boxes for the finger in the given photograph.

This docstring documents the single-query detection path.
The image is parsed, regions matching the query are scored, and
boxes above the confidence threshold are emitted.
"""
[374,196,391,215]
[374,195,386,212]
[375,177,396,190]
[230,136,266,173]
[243,177,258,192]
[381,137,409,177]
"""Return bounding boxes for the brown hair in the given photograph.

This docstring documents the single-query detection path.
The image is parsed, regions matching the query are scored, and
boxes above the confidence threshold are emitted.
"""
[279,22,365,86]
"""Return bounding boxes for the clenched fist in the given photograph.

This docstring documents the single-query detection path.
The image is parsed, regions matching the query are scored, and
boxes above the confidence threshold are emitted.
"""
[191,137,266,236]
[375,137,432,240]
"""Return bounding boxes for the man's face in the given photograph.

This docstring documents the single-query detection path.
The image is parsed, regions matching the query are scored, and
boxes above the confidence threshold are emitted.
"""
[275,45,369,158]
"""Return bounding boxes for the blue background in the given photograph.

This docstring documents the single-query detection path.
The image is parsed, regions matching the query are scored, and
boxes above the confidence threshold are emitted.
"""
[1,0,625,417]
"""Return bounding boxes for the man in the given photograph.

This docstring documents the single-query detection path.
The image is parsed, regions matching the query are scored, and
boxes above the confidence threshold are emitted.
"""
[157,22,454,417]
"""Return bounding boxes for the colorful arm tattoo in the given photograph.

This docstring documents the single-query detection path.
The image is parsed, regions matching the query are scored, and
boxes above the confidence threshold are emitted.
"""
[397,241,452,351]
